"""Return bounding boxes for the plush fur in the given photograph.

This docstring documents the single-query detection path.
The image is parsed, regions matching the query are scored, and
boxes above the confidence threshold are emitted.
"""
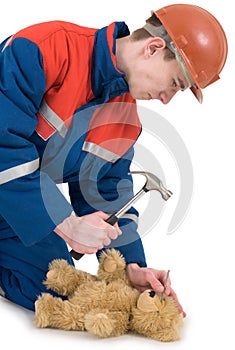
[34,249,183,342]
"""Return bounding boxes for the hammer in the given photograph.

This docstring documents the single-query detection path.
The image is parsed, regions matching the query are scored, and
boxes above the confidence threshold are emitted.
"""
[70,171,172,260]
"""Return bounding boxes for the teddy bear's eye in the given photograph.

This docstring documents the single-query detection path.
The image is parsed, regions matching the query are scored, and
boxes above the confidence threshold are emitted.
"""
[149,291,155,298]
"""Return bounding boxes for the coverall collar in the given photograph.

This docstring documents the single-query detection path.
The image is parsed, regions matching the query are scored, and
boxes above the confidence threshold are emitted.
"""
[91,21,130,98]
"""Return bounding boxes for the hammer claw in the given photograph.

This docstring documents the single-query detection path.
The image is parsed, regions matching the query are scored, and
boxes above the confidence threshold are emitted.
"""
[129,171,173,200]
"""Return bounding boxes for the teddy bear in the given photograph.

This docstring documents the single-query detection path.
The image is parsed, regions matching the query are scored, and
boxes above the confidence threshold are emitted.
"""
[34,249,183,342]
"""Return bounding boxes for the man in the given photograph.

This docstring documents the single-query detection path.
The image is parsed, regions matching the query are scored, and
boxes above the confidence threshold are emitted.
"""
[0,4,227,314]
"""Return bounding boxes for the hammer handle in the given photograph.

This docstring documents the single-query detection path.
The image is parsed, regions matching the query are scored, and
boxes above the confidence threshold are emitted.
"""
[70,250,84,260]
[70,214,119,260]
[70,189,145,260]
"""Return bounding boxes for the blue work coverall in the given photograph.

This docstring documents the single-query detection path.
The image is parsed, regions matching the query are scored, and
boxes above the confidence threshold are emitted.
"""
[0,20,146,310]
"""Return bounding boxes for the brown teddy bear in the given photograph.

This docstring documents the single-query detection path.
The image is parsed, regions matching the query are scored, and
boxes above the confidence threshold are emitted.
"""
[34,249,183,342]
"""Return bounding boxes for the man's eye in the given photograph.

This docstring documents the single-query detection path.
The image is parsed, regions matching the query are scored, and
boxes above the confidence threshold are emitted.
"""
[172,79,177,88]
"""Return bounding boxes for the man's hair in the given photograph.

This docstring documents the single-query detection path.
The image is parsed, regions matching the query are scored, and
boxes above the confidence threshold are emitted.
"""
[131,13,175,61]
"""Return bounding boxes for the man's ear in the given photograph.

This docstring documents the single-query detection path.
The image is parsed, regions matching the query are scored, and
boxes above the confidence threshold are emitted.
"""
[145,37,166,57]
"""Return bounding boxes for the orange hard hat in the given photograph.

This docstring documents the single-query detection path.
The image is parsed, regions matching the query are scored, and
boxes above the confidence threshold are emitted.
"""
[155,4,228,103]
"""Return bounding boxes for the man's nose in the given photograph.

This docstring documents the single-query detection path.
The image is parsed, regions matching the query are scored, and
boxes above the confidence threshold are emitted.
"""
[160,90,178,104]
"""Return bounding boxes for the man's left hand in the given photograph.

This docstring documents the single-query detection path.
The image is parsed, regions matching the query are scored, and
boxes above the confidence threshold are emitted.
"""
[126,263,186,317]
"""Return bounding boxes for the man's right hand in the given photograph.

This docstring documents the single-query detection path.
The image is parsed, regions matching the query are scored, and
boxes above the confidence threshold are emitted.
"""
[54,211,122,254]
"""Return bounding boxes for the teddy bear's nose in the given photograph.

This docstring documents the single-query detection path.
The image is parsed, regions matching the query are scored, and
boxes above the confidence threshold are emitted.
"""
[149,291,155,298]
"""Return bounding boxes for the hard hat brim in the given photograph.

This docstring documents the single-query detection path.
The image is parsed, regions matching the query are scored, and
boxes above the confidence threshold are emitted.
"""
[190,85,203,104]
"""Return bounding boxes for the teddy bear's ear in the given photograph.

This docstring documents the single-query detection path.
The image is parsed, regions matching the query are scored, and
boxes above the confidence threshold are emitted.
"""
[137,290,165,313]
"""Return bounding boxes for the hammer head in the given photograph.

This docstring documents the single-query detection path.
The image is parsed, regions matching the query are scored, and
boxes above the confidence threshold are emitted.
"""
[129,171,173,201]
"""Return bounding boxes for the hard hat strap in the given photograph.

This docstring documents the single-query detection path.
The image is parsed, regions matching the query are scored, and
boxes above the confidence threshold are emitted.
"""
[167,41,194,88]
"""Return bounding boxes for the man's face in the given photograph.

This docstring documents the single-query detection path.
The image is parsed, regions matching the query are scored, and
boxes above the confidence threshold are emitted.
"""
[126,44,189,104]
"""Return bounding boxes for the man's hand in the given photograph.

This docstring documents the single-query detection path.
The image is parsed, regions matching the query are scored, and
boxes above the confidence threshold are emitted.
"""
[126,263,186,317]
[54,211,122,254]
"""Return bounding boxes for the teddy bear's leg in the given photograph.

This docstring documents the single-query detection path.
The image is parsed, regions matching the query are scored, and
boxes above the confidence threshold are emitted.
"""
[44,259,97,296]
[84,309,129,338]
[34,293,85,331]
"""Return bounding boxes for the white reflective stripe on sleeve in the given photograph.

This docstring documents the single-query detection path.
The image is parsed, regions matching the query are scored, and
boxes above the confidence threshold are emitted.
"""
[120,213,139,224]
[39,99,68,137]
[82,141,120,163]
[0,287,5,297]
[0,158,40,185]
[1,36,13,52]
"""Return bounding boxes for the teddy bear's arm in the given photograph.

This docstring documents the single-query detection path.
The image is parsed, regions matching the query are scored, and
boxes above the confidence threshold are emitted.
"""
[34,293,86,331]
[44,259,97,296]
[97,249,130,284]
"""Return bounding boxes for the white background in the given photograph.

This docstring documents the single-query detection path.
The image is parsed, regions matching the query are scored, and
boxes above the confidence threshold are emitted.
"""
[1,1,234,349]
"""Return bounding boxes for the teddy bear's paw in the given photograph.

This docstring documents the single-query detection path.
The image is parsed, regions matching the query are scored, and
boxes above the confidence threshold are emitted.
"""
[84,310,116,338]
[47,259,71,279]
[44,259,77,295]
[34,293,56,328]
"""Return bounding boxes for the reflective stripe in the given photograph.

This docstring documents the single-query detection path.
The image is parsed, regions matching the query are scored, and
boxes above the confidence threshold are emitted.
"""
[0,158,39,185]
[82,141,120,163]
[120,213,139,224]
[1,35,13,52]
[39,99,68,138]
[0,287,5,297]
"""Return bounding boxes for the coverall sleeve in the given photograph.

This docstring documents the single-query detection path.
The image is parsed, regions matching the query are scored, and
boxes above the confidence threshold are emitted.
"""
[0,37,73,246]
[68,147,147,267]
